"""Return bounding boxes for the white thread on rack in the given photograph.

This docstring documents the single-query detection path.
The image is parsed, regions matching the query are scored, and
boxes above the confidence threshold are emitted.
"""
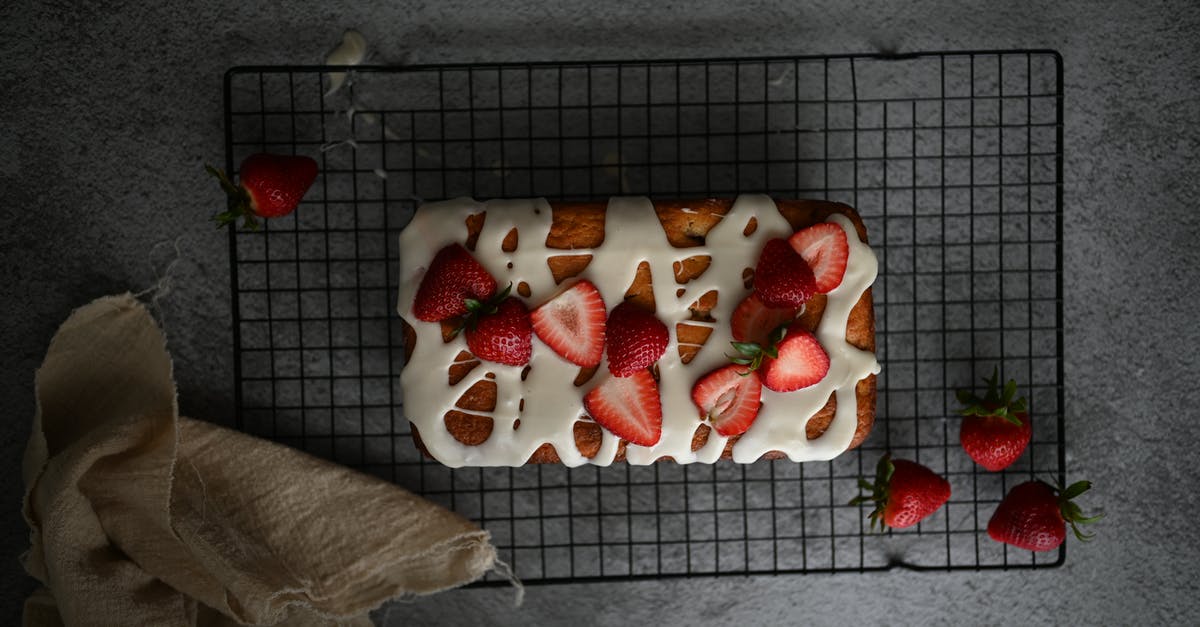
[490,557,525,607]
[133,235,185,324]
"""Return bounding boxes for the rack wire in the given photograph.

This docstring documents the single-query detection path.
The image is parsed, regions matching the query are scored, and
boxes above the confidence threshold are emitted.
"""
[223,50,1065,581]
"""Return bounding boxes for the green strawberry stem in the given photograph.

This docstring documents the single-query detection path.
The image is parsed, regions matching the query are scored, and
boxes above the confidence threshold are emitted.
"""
[453,282,513,337]
[206,164,260,231]
[1051,479,1104,541]
[726,322,788,373]
[848,453,895,532]
[956,366,1027,426]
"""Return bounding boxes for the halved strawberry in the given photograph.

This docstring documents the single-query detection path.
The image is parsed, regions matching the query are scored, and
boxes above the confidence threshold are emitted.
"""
[788,223,849,293]
[606,301,669,377]
[583,370,662,446]
[531,280,606,367]
[692,365,763,436]
[754,238,817,308]
[730,293,798,346]
[412,243,498,322]
[760,324,829,392]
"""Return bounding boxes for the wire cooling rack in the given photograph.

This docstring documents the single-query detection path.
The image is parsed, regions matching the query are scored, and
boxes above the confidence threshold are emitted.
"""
[223,50,1065,580]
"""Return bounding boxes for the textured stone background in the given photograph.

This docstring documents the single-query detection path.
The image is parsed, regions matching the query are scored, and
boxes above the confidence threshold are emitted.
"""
[3,1,1198,624]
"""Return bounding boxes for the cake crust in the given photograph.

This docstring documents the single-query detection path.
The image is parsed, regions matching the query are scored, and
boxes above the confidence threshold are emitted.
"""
[403,198,876,464]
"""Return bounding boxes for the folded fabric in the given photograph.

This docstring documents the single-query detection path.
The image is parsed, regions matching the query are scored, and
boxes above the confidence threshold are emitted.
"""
[21,293,505,626]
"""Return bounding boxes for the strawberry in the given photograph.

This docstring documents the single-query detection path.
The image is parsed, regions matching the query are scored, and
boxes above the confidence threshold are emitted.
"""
[761,325,829,392]
[727,324,786,373]
[606,301,669,377]
[691,365,763,436]
[412,243,499,322]
[583,370,663,446]
[753,238,817,308]
[208,153,319,230]
[988,480,1102,551]
[957,367,1033,471]
[788,222,849,293]
[464,295,532,366]
[531,280,606,367]
[728,322,829,393]
[851,454,951,530]
[730,292,798,346]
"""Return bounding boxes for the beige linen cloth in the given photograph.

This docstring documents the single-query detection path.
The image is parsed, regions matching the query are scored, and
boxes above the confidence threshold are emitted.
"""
[21,293,513,626]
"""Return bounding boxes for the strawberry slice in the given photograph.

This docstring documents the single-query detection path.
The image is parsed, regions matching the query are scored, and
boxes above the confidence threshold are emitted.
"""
[605,301,669,377]
[412,243,498,322]
[691,365,763,436]
[583,370,663,446]
[531,280,607,367]
[754,238,817,308]
[788,223,849,293]
[731,293,799,346]
[760,324,830,392]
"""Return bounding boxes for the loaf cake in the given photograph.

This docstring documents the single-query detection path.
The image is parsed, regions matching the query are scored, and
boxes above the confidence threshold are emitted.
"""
[397,196,879,467]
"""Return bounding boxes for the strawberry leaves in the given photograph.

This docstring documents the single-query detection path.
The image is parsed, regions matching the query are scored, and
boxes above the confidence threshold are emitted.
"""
[455,282,513,336]
[957,366,1027,426]
[1055,479,1104,541]
[849,453,896,532]
[727,323,787,372]
[207,164,261,231]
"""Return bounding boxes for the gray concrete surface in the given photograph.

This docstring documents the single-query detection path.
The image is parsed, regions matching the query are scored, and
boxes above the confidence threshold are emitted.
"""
[3,1,1199,624]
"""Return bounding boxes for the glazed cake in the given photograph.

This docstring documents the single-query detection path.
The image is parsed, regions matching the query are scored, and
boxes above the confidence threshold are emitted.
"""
[397,196,879,467]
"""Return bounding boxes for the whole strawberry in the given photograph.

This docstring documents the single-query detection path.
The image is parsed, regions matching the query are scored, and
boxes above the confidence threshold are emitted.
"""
[464,294,532,366]
[606,301,668,377]
[412,243,499,322]
[957,367,1032,471]
[208,153,318,230]
[754,238,817,308]
[988,480,1101,551]
[851,454,951,530]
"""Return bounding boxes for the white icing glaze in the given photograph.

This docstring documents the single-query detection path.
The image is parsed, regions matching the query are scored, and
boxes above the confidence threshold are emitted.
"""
[324,29,367,96]
[397,195,880,467]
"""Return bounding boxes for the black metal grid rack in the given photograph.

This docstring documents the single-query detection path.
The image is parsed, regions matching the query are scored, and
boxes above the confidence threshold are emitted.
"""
[224,50,1065,581]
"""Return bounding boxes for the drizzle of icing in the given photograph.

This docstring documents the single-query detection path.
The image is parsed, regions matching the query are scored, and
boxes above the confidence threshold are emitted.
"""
[324,29,367,96]
[397,196,879,467]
